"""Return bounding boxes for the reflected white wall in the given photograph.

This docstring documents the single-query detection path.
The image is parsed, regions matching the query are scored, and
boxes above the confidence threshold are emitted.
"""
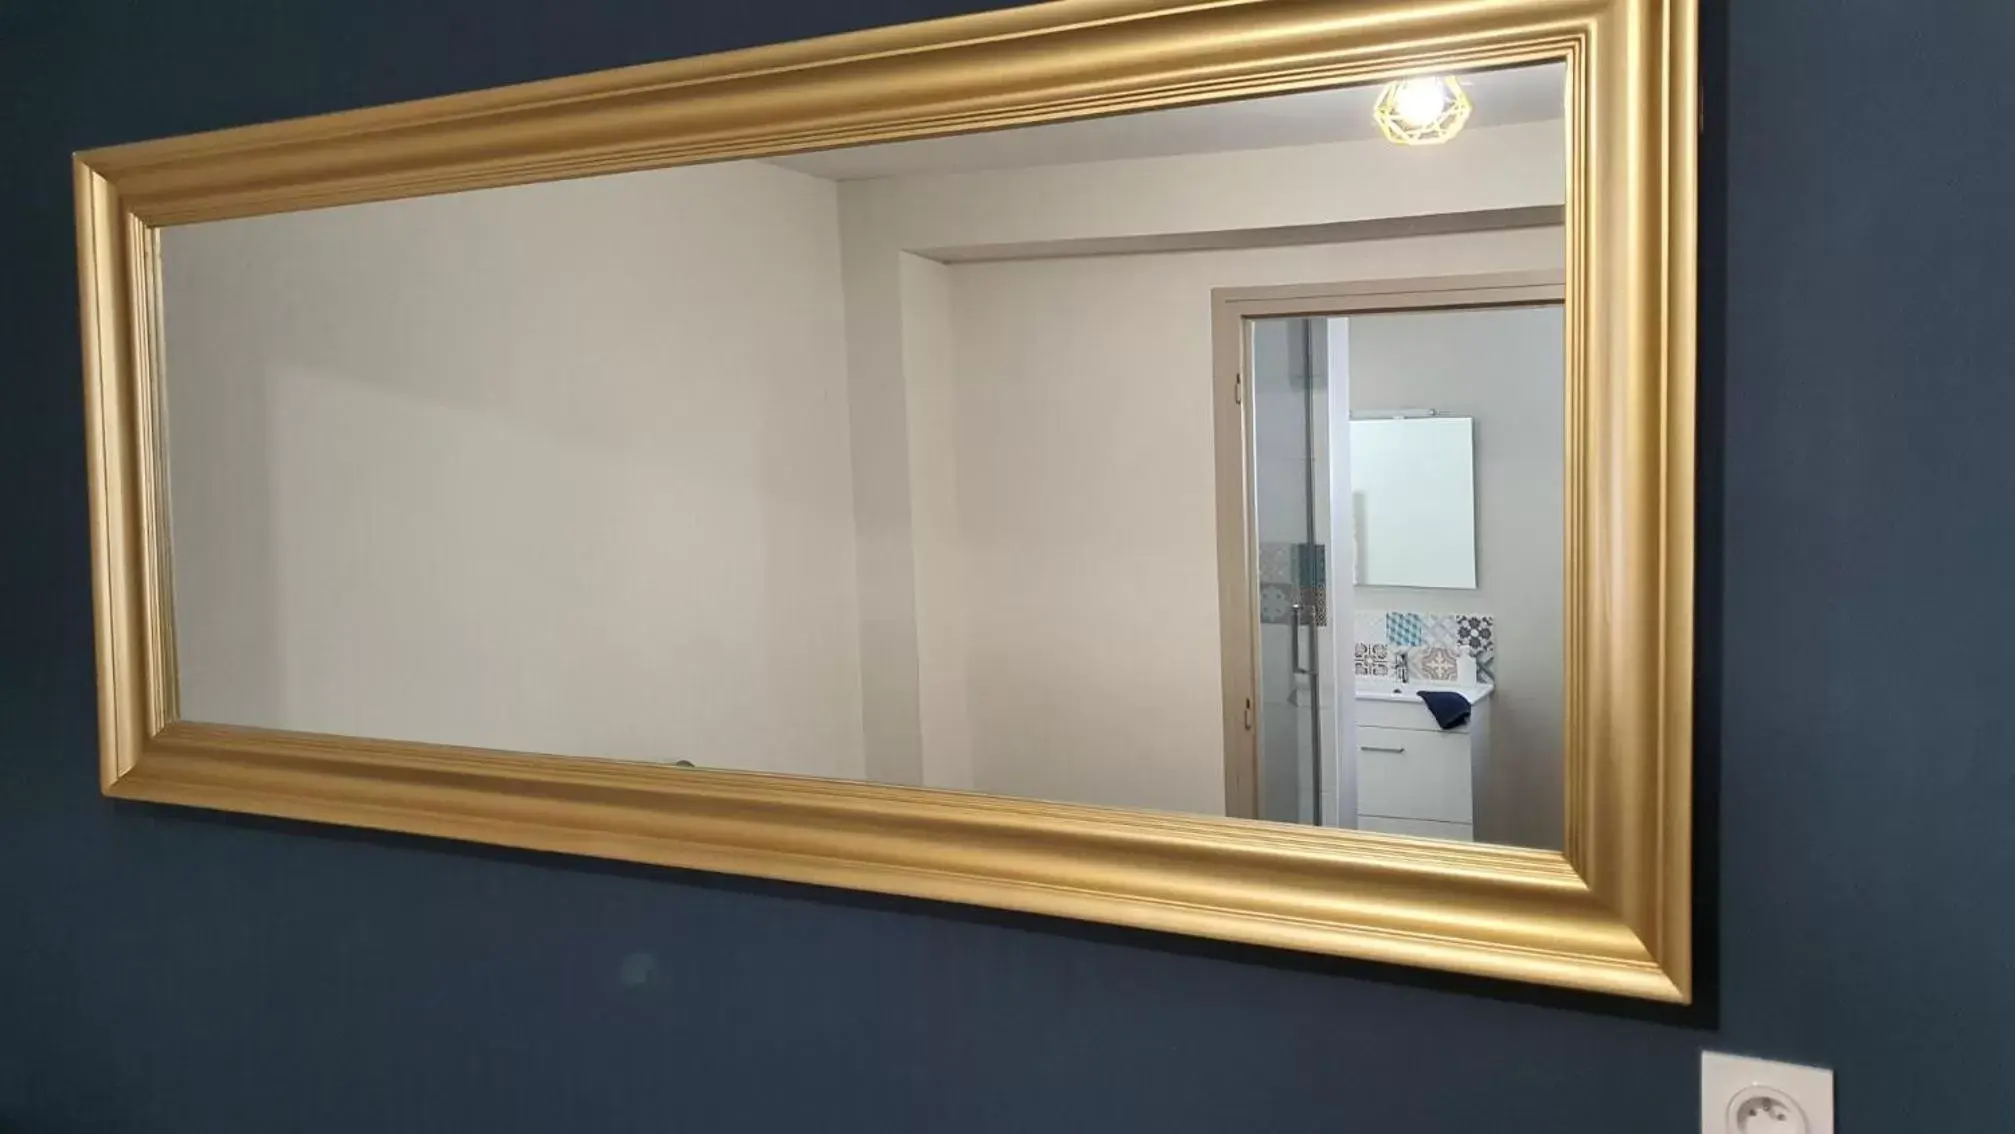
[163,160,866,778]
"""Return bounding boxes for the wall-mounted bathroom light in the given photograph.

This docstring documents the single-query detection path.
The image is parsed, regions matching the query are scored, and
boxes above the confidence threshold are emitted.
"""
[1373,76,1471,145]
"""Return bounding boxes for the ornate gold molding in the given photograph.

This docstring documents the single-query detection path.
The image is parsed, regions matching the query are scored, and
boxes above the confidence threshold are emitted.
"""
[75,0,1695,999]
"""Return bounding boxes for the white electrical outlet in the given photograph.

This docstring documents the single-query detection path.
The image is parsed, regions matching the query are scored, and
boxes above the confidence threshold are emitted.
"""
[1702,1051,1833,1134]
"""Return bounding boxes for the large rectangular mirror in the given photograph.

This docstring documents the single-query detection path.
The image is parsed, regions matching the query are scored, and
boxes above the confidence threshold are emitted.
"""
[160,61,1565,843]
[78,0,1695,1000]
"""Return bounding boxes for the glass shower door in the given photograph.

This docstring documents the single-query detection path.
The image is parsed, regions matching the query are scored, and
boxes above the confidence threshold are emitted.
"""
[1249,317,1345,826]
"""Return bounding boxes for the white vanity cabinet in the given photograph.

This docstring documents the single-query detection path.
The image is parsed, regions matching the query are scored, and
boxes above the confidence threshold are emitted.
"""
[1352,688,1492,843]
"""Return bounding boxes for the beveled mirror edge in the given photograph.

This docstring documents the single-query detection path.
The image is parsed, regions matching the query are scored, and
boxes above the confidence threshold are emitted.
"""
[73,0,1696,1001]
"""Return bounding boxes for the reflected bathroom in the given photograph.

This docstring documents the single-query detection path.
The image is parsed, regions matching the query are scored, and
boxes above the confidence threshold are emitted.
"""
[1247,303,1563,849]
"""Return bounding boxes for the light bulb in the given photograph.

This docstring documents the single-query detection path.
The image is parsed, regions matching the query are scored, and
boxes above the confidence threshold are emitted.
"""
[1389,78,1451,128]
[1372,75,1471,145]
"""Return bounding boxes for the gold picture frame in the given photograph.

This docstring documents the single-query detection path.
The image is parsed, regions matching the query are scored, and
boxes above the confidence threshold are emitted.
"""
[75,0,1696,999]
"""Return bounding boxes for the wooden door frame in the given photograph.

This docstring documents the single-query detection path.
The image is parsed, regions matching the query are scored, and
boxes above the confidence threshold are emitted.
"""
[1214,270,1568,820]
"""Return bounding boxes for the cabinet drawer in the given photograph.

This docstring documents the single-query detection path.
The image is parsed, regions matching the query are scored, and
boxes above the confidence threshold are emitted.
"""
[1355,696,1466,732]
[1355,725,1472,823]
[1359,814,1474,843]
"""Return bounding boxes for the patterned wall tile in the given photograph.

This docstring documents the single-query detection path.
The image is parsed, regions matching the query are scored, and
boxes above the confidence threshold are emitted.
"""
[1421,614,1460,649]
[1352,642,1392,677]
[1350,610,1497,684]
[1385,612,1424,646]
[1456,616,1496,680]
[1259,583,1328,626]
[1258,543,1328,625]
[1259,542,1331,585]
[1299,586,1327,627]
[1259,583,1295,624]
[1456,615,1493,654]
[1295,543,1326,587]
[1257,543,1294,585]
[1411,645,1460,682]
[1353,609,1389,647]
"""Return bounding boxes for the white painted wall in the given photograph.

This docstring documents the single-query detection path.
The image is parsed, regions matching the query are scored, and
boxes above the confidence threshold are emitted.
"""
[1349,306,1566,848]
[899,253,975,791]
[162,160,868,778]
[946,229,1563,815]
[848,121,1564,254]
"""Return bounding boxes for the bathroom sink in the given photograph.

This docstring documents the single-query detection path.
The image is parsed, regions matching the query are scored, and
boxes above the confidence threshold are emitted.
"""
[1352,679,1493,704]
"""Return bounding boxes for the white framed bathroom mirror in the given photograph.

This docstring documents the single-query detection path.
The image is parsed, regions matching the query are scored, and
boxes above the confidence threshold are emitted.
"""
[1350,415,1478,591]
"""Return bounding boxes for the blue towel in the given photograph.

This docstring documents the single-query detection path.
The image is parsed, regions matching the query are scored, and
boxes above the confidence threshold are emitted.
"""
[1417,690,1472,730]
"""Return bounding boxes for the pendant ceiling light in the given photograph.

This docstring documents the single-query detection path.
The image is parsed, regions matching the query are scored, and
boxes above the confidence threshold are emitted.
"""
[1373,76,1471,145]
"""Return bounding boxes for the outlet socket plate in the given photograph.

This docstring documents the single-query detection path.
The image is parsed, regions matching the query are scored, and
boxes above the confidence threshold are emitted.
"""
[1702,1051,1833,1134]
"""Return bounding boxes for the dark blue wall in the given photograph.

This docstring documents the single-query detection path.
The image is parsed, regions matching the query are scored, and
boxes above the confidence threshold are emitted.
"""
[4,2,2012,1130]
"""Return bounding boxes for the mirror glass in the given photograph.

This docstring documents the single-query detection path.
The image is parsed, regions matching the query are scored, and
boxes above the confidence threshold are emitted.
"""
[1351,415,1478,590]
[158,61,1567,850]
